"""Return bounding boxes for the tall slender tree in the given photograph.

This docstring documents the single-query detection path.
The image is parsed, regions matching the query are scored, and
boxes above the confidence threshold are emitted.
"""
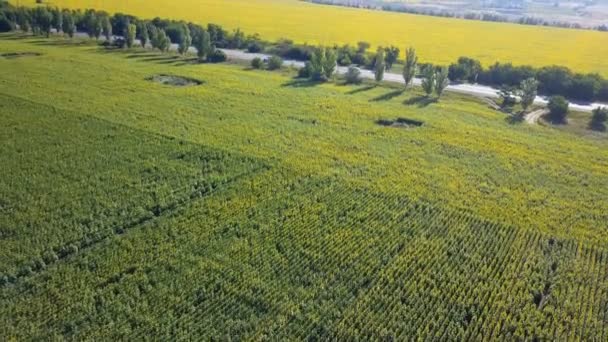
[51,7,62,33]
[384,46,399,70]
[403,47,418,89]
[125,23,136,48]
[177,23,191,55]
[310,48,325,81]
[16,8,30,33]
[519,77,539,111]
[101,15,112,42]
[155,29,170,52]
[139,22,149,48]
[86,12,102,40]
[421,66,435,96]
[149,25,159,49]
[435,67,449,98]
[375,48,385,82]
[61,11,75,38]
[323,48,337,80]
[195,30,212,61]
[34,7,53,37]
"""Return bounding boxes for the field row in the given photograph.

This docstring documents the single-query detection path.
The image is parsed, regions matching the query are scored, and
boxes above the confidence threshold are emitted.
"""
[0,94,267,278]
[1,171,606,340]
[1,36,606,243]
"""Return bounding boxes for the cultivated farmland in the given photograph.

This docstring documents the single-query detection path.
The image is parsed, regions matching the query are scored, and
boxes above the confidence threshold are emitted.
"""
[13,0,608,76]
[1,34,608,339]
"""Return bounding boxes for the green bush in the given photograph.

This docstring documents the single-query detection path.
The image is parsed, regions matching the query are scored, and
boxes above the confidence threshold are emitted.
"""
[267,55,283,70]
[591,107,608,123]
[345,66,362,84]
[247,41,263,53]
[208,49,227,63]
[547,96,569,123]
[298,62,313,78]
[590,107,608,131]
[0,14,14,32]
[251,57,263,69]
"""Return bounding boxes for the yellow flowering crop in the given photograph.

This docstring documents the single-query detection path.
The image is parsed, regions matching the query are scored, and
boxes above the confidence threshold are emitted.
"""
[15,0,608,76]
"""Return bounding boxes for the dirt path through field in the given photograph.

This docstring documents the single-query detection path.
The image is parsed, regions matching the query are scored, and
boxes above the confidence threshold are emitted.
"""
[525,109,549,124]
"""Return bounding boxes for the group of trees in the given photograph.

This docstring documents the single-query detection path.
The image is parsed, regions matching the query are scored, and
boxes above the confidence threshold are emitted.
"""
[297,48,337,81]
[266,41,400,74]
[518,78,539,111]
[448,57,482,83]
[0,3,234,62]
[402,47,418,89]
[299,44,452,99]
[250,55,283,70]
[386,47,446,98]
[257,40,391,71]
[0,5,59,37]
[374,48,385,82]
[547,96,570,123]
[590,107,608,131]
[453,58,605,106]
[290,40,608,104]
[498,77,539,115]
[335,42,400,70]
[500,76,608,130]
[420,66,449,98]
[345,46,449,99]
[3,3,607,106]
[448,57,608,103]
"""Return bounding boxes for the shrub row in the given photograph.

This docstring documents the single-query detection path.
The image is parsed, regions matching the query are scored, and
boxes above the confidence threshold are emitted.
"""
[449,57,608,102]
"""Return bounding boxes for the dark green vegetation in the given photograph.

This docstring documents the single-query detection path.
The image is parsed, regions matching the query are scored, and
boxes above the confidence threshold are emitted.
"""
[1,34,608,339]
[147,74,203,86]
[590,107,608,132]
[548,95,570,123]
[453,59,608,103]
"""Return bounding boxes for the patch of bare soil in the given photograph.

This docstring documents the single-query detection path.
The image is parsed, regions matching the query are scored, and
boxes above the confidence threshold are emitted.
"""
[525,109,549,124]
[147,74,203,87]
[376,118,424,128]
[1,52,42,59]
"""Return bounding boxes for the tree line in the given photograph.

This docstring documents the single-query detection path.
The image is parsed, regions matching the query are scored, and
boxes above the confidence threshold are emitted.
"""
[264,37,608,104]
[2,2,607,107]
[448,58,608,103]
[0,2,264,62]
[253,35,608,105]
[304,0,608,32]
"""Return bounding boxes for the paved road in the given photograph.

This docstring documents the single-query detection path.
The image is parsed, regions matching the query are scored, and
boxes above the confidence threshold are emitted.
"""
[73,32,607,112]
[219,49,607,113]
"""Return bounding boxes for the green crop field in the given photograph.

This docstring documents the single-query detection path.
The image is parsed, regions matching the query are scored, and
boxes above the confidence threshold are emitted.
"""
[1,34,608,340]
